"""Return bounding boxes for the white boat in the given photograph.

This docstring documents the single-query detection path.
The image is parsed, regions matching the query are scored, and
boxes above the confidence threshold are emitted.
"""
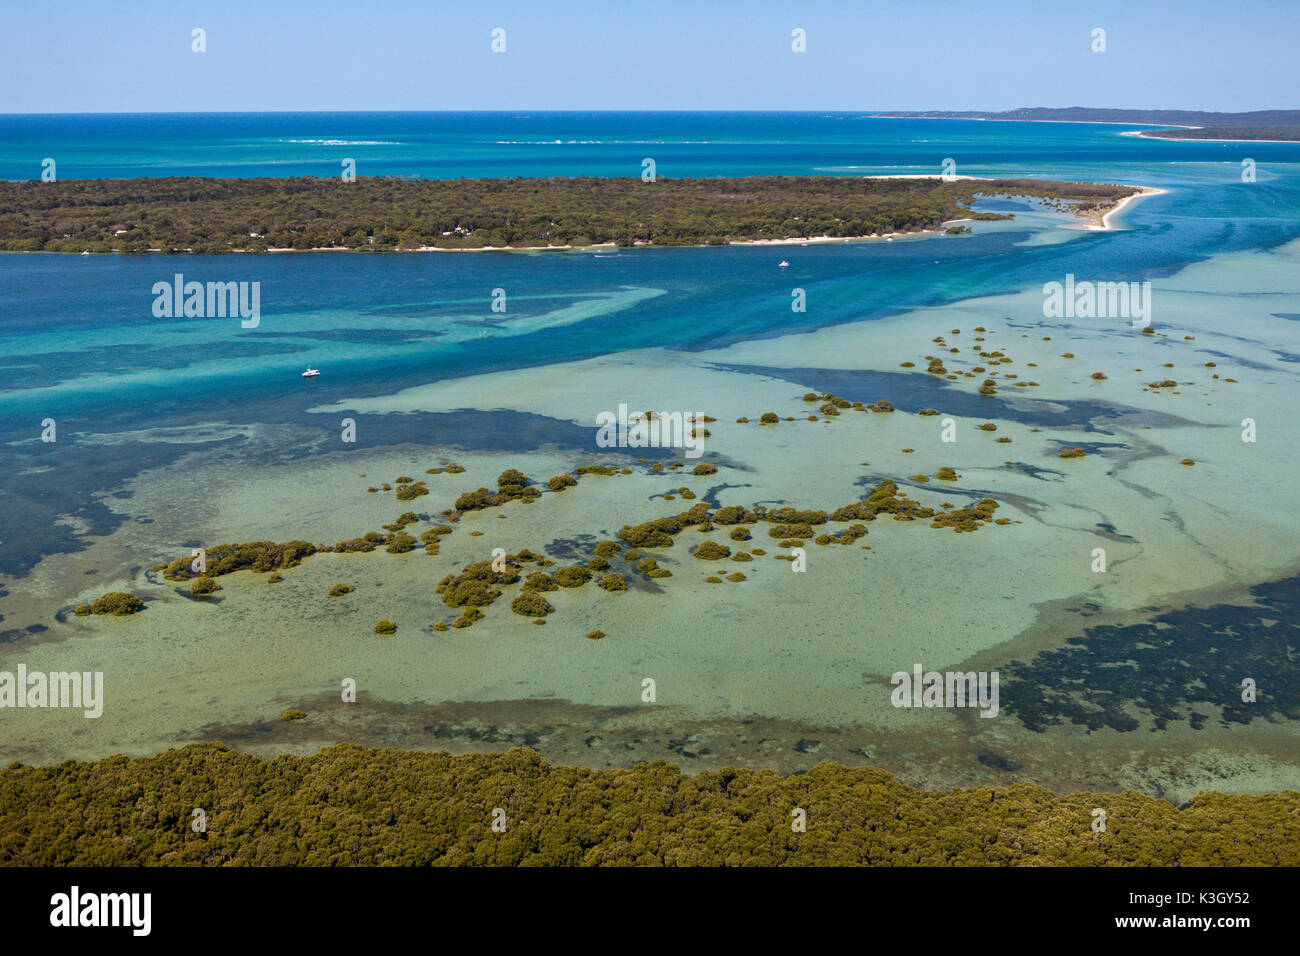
[778,260,789,268]
[302,367,320,378]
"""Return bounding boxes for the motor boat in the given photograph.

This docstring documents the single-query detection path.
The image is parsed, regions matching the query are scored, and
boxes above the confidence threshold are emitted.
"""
[302,366,320,378]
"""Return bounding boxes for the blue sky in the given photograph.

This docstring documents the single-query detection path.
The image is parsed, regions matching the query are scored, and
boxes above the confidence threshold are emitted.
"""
[2,0,1296,113]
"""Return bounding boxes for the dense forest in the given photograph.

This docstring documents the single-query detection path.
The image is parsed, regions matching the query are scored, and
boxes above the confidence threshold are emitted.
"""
[1,744,1295,865]
[0,175,1139,253]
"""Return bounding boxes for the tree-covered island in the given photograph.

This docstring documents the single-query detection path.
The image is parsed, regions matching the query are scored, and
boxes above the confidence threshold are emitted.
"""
[0,175,1141,253]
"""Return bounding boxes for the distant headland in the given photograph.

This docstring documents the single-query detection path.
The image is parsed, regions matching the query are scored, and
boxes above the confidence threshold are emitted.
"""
[872,107,1300,142]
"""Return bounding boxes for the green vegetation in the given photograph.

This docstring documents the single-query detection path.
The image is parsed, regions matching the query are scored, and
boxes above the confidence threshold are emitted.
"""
[374,620,397,635]
[553,565,593,588]
[334,535,382,553]
[420,525,453,555]
[162,541,317,580]
[384,532,417,554]
[437,561,512,609]
[454,469,540,512]
[88,592,145,616]
[395,481,428,501]
[1,744,1290,865]
[189,576,221,597]
[0,176,1140,254]
[694,541,731,561]
[510,588,554,616]
[124,454,1011,634]
[634,557,672,578]
[522,571,557,592]
[452,607,483,628]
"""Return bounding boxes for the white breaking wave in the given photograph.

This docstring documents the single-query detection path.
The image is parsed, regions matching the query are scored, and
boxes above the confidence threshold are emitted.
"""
[281,139,401,146]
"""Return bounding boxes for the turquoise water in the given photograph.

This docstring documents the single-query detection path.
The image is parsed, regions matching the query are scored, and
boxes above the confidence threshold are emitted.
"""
[3,111,1297,181]
[2,113,1299,579]
[2,113,1300,790]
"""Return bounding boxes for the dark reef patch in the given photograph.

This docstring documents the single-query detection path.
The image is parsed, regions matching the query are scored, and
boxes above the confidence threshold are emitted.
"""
[977,753,1020,771]
[1093,523,1138,543]
[1004,462,1066,481]
[1002,575,1300,733]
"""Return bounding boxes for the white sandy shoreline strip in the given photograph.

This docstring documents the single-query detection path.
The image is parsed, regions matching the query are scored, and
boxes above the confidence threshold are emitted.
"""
[870,114,1200,130]
[1132,129,1300,145]
[868,175,1166,232]
[1090,186,1167,230]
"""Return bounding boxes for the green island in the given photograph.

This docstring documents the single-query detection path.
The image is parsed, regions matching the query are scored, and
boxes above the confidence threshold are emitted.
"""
[0,744,1294,865]
[0,175,1139,253]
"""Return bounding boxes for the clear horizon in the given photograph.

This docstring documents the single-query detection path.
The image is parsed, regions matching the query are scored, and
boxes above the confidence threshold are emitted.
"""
[1,108,1296,117]
[2,0,1297,113]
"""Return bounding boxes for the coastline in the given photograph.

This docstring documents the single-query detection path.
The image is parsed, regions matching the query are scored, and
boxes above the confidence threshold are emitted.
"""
[1134,129,1300,144]
[1084,185,1167,230]
[869,114,1199,130]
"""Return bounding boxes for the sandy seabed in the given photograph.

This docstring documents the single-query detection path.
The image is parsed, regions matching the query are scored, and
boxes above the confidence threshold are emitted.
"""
[3,228,1299,803]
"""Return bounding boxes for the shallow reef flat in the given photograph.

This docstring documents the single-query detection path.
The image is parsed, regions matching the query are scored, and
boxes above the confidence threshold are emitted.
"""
[2,236,1299,803]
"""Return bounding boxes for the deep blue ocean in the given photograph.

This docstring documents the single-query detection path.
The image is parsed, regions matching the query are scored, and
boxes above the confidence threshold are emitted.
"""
[2,112,1299,577]
[3,111,1299,181]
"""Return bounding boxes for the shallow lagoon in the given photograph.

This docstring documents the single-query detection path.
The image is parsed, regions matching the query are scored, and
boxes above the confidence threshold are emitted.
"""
[2,119,1299,801]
